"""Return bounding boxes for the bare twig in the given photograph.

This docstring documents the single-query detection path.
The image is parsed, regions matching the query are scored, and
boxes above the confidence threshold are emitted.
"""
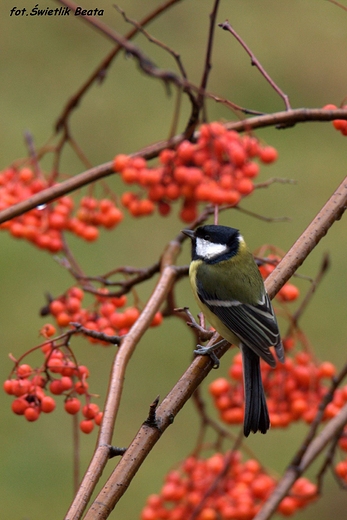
[219,20,291,110]
[70,322,122,345]
[290,252,330,329]
[327,0,347,13]
[185,0,221,137]
[55,0,183,132]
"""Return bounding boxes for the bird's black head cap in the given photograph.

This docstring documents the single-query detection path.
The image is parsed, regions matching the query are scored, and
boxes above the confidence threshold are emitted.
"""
[184,225,241,263]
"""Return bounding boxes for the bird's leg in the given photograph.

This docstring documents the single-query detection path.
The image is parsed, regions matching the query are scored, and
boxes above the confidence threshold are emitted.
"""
[175,307,214,341]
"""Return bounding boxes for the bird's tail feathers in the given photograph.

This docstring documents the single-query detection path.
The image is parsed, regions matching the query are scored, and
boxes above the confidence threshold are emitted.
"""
[241,344,270,437]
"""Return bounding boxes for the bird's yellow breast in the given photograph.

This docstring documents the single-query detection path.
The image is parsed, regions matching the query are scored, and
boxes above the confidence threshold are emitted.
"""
[189,259,240,346]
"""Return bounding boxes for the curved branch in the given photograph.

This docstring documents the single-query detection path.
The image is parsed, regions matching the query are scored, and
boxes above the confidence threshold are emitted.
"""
[64,239,182,520]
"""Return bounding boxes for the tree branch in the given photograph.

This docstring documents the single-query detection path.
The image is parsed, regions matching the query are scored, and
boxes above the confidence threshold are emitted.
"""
[64,238,182,520]
[219,20,291,110]
[1,109,347,226]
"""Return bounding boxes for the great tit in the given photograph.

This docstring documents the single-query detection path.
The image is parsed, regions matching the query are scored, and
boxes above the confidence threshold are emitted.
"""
[183,224,284,436]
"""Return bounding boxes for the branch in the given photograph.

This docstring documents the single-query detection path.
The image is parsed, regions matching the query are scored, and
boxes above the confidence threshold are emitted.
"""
[1,109,347,226]
[219,20,291,110]
[64,238,182,520]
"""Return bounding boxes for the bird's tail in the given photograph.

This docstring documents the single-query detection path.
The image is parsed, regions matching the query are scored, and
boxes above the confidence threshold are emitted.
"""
[241,344,270,436]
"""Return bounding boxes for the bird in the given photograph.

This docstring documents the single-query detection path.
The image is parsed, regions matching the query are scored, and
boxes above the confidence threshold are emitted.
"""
[182,224,284,436]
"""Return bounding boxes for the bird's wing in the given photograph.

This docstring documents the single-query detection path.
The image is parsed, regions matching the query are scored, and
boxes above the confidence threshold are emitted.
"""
[197,283,283,367]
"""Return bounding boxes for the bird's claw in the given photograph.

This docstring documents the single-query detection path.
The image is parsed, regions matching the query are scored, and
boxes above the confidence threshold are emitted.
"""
[194,345,220,369]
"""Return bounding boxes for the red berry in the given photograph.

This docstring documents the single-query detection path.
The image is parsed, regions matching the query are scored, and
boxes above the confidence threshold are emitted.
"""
[3,379,14,395]
[209,378,230,397]
[113,154,130,172]
[82,403,100,419]
[56,312,71,327]
[259,146,278,163]
[17,364,32,378]
[24,406,40,422]
[277,283,300,302]
[49,380,64,395]
[12,398,29,415]
[41,396,56,413]
[40,323,56,338]
[64,398,81,415]
[94,411,103,425]
[151,312,163,327]
[80,419,94,434]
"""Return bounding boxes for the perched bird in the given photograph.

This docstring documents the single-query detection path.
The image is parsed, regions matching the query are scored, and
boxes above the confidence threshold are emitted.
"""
[183,224,284,436]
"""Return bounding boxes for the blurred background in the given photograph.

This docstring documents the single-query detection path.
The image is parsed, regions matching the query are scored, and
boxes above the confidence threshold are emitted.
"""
[1,0,347,518]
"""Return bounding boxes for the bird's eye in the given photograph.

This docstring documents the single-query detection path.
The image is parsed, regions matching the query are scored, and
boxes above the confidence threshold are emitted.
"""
[204,234,210,241]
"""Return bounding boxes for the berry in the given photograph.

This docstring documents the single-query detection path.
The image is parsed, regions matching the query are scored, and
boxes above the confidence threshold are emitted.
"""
[80,419,94,434]
[17,364,32,378]
[12,398,29,415]
[82,403,100,419]
[24,406,40,422]
[64,398,81,415]
[41,396,56,413]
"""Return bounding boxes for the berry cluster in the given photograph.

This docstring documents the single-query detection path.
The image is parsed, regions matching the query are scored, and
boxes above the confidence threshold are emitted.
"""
[0,166,123,252]
[114,122,278,223]
[3,283,163,430]
[48,286,162,342]
[3,349,101,433]
[209,350,339,430]
[323,104,347,136]
[141,451,317,520]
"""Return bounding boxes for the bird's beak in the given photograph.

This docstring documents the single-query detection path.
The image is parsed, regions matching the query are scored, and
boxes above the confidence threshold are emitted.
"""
[182,229,195,239]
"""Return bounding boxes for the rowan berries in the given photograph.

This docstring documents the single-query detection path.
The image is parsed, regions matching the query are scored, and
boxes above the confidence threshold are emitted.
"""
[114,123,278,222]
[141,451,316,519]
[209,347,341,431]
[0,166,123,252]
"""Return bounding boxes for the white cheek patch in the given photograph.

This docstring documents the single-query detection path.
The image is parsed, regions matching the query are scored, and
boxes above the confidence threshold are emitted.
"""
[196,237,228,259]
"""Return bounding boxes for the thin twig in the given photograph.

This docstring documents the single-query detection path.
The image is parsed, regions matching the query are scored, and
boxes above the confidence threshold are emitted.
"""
[185,0,221,136]
[290,252,330,328]
[219,20,291,110]
[55,0,183,132]
[327,0,347,13]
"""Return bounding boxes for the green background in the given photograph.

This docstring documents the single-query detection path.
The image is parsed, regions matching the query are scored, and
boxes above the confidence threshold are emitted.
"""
[1,0,347,518]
